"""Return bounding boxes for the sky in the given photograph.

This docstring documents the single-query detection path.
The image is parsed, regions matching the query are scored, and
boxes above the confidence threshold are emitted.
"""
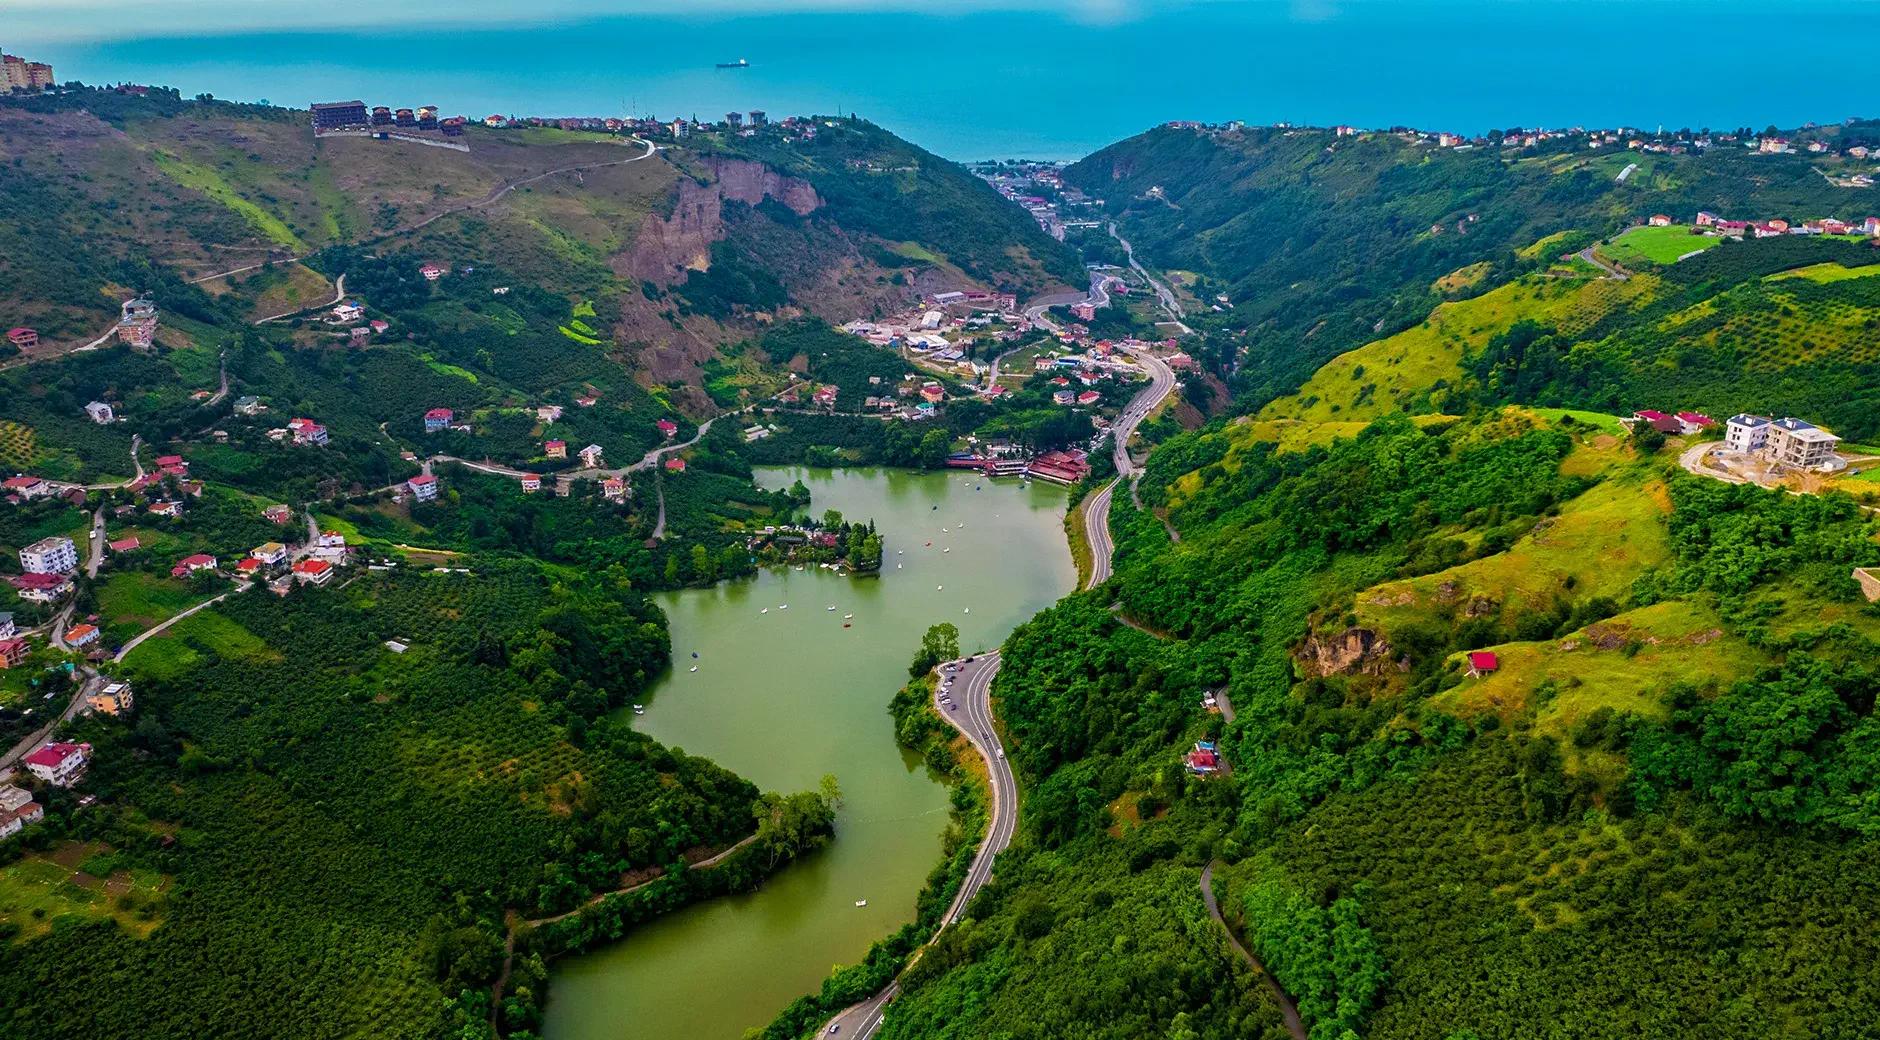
[8,0,1188,38]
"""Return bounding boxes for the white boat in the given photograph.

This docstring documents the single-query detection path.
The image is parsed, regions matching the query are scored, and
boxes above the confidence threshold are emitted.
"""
[632,704,646,714]
[779,604,788,610]
[854,899,868,907]
[761,608,769,614]
[942,547,951,553]
[897,563,902,569]
[942,527,950,533]
[937,585,944,591]
[844,613,854,620]
[827,605,836,611]
[689,665,698,672]
[963,607,970,614]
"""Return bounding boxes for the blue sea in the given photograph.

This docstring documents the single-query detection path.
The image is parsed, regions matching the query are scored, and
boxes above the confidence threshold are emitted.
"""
[8,1,1877,159]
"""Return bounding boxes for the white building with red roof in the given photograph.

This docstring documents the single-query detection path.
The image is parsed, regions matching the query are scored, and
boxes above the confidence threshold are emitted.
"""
[23,741,90,786]
[408,473,439,501]
[292,559,333,586]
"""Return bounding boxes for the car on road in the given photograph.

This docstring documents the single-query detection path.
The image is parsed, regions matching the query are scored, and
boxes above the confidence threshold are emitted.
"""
[996,747,1005,759]
[827,1025,840,1035]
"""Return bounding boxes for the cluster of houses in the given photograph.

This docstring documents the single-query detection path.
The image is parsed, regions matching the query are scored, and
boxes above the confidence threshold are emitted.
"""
[271,417,330,446]
[944,446,1091,486]
[2,676,140,840]
[1678,211,1880,240]
[1627,408,1845,472]
[310,101,469,138]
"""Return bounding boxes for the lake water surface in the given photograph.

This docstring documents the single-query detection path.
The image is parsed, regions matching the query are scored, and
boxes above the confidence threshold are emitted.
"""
[539,465,1074,1040]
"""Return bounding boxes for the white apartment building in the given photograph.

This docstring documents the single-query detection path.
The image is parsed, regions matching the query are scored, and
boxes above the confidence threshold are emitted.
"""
[19,535,78,575]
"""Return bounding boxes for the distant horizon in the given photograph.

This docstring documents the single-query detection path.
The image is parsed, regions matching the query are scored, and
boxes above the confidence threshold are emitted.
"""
[9,2,1878,160]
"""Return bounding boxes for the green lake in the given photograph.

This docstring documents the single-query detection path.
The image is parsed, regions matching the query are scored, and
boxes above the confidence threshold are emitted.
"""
[540,466,1076,1040]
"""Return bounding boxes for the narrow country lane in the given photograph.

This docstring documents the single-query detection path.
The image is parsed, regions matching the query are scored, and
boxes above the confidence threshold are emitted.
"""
[1200,861,1308,1040]
[821,649,1016,1038]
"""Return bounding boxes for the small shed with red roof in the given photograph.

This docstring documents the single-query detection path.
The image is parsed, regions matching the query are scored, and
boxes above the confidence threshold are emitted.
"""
[1467,651,1500,677]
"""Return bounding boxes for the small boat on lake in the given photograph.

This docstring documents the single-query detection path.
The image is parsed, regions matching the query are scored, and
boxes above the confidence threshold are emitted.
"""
[689,666,698,672]
[717,58,751,68]
[760,608,769,614]
[942,547,951,553]
[827,605,836,611]
[844,613,854,620]
[854,899,867,907]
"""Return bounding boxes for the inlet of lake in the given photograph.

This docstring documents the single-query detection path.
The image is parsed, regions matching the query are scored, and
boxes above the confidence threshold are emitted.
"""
[540,465,1076,1040]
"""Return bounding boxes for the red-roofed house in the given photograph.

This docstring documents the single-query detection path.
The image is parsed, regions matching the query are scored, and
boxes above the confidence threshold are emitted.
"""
[23,741,90,786]
[1076,390,1102,406]
[1632,410,1683,434]
[108,537,140,554]
[408,473,439,502]
[288,418,329,446]
[3,475,52,500]
[655,418,679,438]
[423,408,453,433]
[169,553,217,578]
[420,263,446,281]
[155,454,186,471]
[1675,411,1716,434]
[235,558,264,576]
[519,474,543,493]
[0,637,28,668]
[665,457,687,473]
[263,504,293,525]
[1027,449,1091,485]
[602,477,627,502]
[64,623,100,648]
[292,559,333,586]
[544,440,567,459]
[7,327,37,350]
[919,384,946,404]
[1467,651,1500,677]
[1648,214,1674,227]
[10,572,73,602]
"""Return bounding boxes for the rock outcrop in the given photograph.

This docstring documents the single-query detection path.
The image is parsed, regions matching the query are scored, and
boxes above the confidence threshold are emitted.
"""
[1297,626,1409,677]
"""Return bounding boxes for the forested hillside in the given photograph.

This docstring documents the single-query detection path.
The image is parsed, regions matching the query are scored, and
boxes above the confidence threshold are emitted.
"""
[876,403,1880,1040]
[0,90,1073,399]
[1065,122,1862,410]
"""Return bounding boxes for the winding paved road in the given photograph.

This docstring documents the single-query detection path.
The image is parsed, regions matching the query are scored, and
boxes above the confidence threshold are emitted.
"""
[822,650,1015,1038]
[1082,346,1178,587]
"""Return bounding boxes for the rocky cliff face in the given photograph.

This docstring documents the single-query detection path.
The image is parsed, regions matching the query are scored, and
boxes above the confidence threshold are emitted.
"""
[1296,627,1409,677]
[620,158,822,286]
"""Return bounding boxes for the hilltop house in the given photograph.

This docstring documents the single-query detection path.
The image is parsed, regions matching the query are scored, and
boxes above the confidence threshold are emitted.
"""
[263,504,292,524]
[0,784,44,839]
[544,440,567,459]
[519,474,543,493]
[292,559,333,586]
[408,474,439,502]
[288,418,329,446]
[664,457,686,473]
[1727,413,1842,469]
[1467,651,1500,677]
[423,408,453,433]
[1648,214,1674,226]
[420,263,446,281]
[0,613,14,640]
[332,301,364,323]
[85,401,115,424]
[602,477,627,502]
[6,327,37,351]
[65,623,101,648]
[234,396,267,417]
[1675,411,1716,434]
[0,637,29,668]
[655,419,678,438]
[578,444,605,468]
[108,537,140,554]
[1631,410,1683,435]
[1767,417,1842,470]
